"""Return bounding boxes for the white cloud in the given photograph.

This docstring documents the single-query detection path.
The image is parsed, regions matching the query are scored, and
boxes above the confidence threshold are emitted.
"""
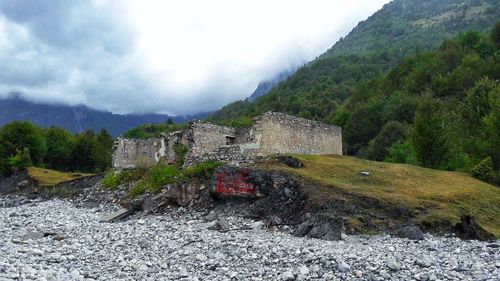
[0,0,390,115]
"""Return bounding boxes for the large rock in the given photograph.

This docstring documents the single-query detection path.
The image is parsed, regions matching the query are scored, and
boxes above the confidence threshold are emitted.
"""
[453,215,495,241]
[210,166,300,200]
[277,156,304,168]
[294,213,344,241]
[397,225,424,240]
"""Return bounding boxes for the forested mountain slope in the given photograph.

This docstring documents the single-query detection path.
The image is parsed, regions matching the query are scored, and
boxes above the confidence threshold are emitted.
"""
[210,0,500,124]
[323,0,500,58]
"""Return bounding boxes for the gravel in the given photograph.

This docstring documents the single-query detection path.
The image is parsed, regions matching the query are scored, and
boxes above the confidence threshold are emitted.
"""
[0,196,499,281]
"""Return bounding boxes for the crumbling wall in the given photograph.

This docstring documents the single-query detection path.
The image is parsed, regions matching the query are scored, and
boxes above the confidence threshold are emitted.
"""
[112,112,342,169]
[112,138,166,169]
[253,112,342,156]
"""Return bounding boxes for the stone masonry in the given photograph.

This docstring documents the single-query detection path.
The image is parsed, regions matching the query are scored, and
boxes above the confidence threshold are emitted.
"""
[112,112,342,169]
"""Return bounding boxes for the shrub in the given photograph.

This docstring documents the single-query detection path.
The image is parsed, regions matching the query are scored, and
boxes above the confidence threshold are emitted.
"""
[173,143,188,166]
[149,165,180,192]
[182,161,222,181]
[128,181,147,197]
[471,157,495,183]
[384,141,418,165]
[102,170,120,189]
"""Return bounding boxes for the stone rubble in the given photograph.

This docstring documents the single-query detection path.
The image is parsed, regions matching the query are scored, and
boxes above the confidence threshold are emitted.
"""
[0,196,499,281]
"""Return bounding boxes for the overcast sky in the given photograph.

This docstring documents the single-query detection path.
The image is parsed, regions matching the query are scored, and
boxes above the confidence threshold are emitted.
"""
[0,0,390,115]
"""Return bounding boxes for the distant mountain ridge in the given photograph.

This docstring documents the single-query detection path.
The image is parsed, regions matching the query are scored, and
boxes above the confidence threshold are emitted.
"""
[0,95,209,136]
[247,70,294,102]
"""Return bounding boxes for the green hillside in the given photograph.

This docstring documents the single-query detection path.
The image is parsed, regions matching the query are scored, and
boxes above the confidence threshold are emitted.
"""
[207,0,500,183]
[323,0,500,58]
[210,0,500,125]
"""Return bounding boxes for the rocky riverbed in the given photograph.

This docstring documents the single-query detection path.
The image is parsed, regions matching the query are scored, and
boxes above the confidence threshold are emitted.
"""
[0,196,499,281]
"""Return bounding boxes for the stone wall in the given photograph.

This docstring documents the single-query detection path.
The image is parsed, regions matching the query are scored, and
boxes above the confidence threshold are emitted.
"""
[112,112,342,169]
[254,112,342,156]
[184,121,236,164]
[112,138,166,169]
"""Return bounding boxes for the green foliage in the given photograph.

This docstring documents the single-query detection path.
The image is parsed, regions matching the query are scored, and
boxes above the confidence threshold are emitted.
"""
[322,0,500,58]
[148,165,180,192]
[214,117,253,128]
[0,121,114,176]
[344,102,385,154]
[7,148,33,171]
[471,157,496,183]
[410,94,449,169]
[102,170,120,189]
[173,143,188,166]
[491,22,500,47]
[365,121,407,161]
[384,141,418,165]
[123,123,187,139]
[43,126,75,171]
[181,161,223,181]
[483,81,500,170]
[128,182,147,197]
[125,161,222,197]
[0,121,46,168]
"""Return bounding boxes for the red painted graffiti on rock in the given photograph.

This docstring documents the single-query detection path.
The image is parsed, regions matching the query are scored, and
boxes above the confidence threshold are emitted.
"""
[214,170,257,197]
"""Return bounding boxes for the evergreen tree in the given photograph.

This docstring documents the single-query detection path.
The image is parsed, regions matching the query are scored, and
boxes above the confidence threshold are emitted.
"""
[411,94,449,169]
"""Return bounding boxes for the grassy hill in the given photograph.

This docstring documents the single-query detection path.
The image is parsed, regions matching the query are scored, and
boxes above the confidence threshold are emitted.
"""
[260,155,500,237]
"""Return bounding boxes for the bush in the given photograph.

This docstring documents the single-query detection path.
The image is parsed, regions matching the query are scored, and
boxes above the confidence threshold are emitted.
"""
[173,143,188,166]
[182,161,222,181]
[128,181,147,197]
[149,165,180,192]
[471,157,495,183]
[384,141,418,165]
[102,171,120,189]
[365,121,407,161]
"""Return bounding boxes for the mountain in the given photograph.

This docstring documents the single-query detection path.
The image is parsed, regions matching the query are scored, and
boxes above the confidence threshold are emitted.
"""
[209,0,500,122]
[322,0,500,58]
[207,0,500,178]
[0,95,208,136]
[247,70,294,102]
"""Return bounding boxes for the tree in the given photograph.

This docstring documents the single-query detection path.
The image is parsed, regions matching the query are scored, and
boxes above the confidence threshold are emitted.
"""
[93,129,114,172]
[483,83,500,170]
[44,126,75,171]
[0,121,46,166]
[490,22,500,48]
[410,94,449,169]
[7,148,32,172]
[458,31,482,51]
[365,121,407,161]
[166,118,174,125]
[70,130,97,173]
[344,102,385,155]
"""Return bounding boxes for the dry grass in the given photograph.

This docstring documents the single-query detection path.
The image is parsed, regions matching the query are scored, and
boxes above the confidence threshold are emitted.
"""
[27,167,93,187]
[267,155,500,237]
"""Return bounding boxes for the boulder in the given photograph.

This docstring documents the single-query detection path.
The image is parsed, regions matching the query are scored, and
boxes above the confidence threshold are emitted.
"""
[294,213,344,241]
[397,225,424,240]
[277,156,304,168]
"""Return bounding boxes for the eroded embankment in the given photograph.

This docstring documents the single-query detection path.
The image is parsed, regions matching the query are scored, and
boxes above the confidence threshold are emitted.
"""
[0,158,497,241]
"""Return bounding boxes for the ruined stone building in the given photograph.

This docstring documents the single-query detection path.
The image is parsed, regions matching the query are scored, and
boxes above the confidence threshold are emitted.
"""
[112,112,342,169]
